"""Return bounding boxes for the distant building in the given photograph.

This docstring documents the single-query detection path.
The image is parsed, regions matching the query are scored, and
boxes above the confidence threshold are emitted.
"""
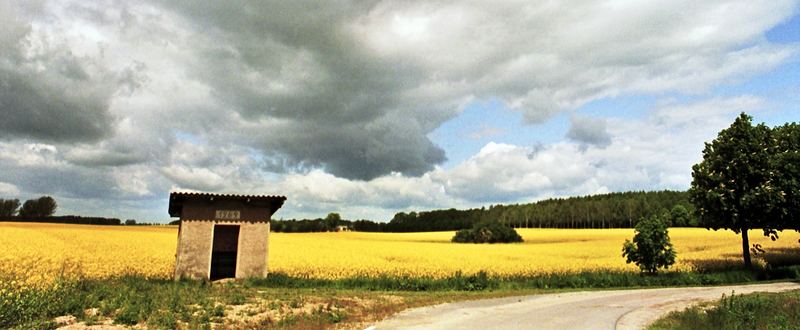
[168,192,286,280]
[335,225,351,232]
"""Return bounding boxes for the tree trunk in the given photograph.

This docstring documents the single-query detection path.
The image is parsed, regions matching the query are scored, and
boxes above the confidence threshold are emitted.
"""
[741,228,752,269]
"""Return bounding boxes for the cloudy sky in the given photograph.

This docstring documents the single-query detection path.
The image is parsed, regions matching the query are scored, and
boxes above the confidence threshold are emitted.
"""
[1,1,799,222]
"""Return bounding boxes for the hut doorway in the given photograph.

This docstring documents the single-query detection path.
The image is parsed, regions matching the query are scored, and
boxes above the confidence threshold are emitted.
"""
[210,225,240,280]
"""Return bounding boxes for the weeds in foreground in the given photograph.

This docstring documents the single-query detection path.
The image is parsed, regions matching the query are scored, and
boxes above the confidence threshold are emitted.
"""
[649,290,800,330]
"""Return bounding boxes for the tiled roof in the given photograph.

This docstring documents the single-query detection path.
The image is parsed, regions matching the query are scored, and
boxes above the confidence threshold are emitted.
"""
[168,192,286,217]
[169,191,286,200]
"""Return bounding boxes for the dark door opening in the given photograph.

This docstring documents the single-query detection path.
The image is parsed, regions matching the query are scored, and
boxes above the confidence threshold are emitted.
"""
[210,225,239,280]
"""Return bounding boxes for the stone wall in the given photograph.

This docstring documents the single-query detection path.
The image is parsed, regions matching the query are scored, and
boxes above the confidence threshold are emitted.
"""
[174,221,213,279]
[236,221,270,278]
[174,220,270,279]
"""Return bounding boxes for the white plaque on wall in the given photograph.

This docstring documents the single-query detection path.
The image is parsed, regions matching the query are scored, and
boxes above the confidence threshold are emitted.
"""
[215,210,241,220]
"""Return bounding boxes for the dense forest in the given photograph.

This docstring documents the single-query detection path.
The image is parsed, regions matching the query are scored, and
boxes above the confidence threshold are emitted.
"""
[273,190,695,232]
[384,190,693,232]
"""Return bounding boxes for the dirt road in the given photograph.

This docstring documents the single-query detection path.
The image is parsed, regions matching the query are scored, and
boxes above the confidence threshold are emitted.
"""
[373,282,800,330]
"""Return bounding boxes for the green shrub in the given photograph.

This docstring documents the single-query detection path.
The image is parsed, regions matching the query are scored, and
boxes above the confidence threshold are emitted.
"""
[449,271,494,291]
[622,214,676,274]
[452,221,523,243]
[669,205,693,227]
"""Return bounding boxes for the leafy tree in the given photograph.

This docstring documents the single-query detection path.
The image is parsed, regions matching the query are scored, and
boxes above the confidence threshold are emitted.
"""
[125,219,137,225]
[622,214,676,274]
[770,123,800,232]
[19,196,57,217]
[324,212,341,231]
[18,200,36,217]
[452,228,472,243]
[0,199,20,217]
[689,113,776,269]
[452,221,523,243]
[669,205,691,227]
[39,196,57,216]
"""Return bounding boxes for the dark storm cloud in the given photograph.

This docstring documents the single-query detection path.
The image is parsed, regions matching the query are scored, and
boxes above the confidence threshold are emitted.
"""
[157,1,449,180]
[0,161,119,199]
[566,115,612,148]
[0,67,115,142]
[257,115,446,180]
[0,2,117,143]
[64,147,148,167]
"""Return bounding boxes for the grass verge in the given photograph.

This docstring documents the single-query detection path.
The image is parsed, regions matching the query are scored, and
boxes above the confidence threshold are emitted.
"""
[648,289,800,330]
[0,275,525,329]
[2,266,800,329]
[253,265,800,290]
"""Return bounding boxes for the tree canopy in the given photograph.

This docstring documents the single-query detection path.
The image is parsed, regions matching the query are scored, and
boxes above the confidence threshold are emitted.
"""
[0,199,20,217]
[689,113,799,268]
[622,213,676,274]
[769,122,800,232]
[324,212,341,230]
[452,221,523,244]
[18,196,57,218]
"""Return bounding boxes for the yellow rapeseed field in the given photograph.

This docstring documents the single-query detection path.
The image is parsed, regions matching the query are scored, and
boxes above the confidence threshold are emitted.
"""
[269,229,800,278]
[0,223,175,287]
[1,222,799,287]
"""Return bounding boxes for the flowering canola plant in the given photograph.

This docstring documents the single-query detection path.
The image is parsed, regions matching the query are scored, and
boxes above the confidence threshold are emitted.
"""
[269,229,800,278]
[1,222,799,286]
[0,223,175,287]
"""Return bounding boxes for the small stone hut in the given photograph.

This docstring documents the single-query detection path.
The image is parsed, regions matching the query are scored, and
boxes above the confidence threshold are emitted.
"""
[169,192,286,280]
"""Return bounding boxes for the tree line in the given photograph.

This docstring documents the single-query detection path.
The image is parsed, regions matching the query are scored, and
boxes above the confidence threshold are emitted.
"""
[272,213,360,232]
[272,190,696,233]
[0,196,57,217]
[384,190,695,232]
[0,196,122,225]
